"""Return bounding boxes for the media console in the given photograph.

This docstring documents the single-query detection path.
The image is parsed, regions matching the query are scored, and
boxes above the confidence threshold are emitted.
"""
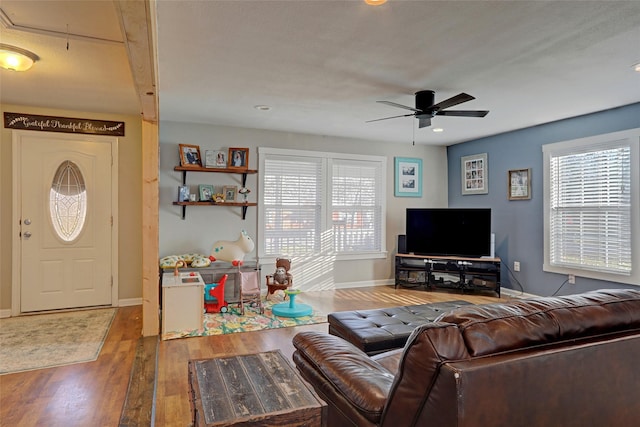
[395,254,501,297]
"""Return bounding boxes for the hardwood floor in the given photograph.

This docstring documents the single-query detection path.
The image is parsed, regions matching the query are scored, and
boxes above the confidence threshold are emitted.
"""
[0,286,506,426]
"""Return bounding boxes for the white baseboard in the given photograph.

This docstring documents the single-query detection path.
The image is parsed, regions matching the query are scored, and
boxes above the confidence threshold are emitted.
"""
[0,298,143,318]
[119,297,143,307]
[501,287,538,299]
[332,279,394,289]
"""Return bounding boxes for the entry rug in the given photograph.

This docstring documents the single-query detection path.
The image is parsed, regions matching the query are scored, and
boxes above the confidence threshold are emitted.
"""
[0,308,116,375]
[163,296,326,340]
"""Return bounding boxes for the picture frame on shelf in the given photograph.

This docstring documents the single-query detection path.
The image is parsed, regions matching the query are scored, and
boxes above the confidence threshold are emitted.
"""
[198,184,214,202]
[461,153,488,195]
[204,150,216,168]
[228,147,249,170]
[223,185,238,202]
[508,168,531,200]
[178,185,190,202]
[179,144,202,167]
[215,150,227,168]
[394,157,422,197]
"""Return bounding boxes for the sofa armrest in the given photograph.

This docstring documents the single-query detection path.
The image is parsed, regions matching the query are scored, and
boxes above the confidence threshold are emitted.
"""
[293,331,394,424]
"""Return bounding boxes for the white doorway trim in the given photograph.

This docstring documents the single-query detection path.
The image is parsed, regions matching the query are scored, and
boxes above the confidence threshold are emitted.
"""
[11,130,119,316]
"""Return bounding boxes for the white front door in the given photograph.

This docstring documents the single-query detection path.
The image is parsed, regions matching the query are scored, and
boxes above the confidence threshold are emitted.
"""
[16,132,114,312]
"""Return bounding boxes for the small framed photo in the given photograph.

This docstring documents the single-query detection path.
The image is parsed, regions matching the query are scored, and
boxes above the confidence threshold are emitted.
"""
[178,185,190,202]
[394,157,422,197]
[228,147,249,170]
[179,144,202,167]
[223,185,237,202]
[461,153,488,195]
[508,168,531,200]
[198,184,214,202]
[215,150,227,168]
[205,150,227,168]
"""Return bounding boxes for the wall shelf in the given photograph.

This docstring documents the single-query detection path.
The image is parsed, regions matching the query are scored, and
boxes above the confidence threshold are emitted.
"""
[172,201,257,220]
[174,165,258,220]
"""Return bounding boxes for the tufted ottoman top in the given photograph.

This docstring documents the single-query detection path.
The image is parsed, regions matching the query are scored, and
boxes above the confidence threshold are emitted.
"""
[328,300,471,355]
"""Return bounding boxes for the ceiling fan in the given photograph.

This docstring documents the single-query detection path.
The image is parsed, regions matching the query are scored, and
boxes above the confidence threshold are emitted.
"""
[367,90,489,128]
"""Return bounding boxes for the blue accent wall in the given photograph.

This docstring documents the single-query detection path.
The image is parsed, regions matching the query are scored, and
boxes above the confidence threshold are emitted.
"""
[447,103,640,296]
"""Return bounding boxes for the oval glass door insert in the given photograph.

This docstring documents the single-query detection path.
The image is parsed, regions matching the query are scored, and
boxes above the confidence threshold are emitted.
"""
[49,160,87,242]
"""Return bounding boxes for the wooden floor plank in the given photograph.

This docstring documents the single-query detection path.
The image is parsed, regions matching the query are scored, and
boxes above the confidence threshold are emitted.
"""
[119,336,158,427]
[1,286,506,426]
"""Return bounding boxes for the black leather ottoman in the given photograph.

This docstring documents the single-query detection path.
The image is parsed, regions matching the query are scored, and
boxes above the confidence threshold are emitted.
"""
[328,300,471,355]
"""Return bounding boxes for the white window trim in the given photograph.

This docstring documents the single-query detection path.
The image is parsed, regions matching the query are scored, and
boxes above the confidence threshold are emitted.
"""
[258,147,387,263]
[542,128,640,285]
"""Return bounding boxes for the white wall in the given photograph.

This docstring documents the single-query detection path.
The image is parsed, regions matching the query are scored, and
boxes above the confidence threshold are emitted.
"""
[159,121,448,289]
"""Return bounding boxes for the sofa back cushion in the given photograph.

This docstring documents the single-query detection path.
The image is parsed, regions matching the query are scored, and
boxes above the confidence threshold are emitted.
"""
[436,289,640,357]
[380,322,469,427]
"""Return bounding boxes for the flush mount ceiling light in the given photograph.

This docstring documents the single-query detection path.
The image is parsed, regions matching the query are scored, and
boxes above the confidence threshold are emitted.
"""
[254,105,272,111]
[364,0,387,5]
[432,128,444,133]
[0,44,39,71]
[633,62,640,73]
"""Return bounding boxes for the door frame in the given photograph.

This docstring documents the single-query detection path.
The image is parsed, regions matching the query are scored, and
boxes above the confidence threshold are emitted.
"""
[11,130,119,316]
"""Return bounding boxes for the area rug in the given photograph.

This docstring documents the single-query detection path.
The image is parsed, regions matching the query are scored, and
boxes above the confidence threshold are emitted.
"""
[0,308,116,375]
[162,296,326,340]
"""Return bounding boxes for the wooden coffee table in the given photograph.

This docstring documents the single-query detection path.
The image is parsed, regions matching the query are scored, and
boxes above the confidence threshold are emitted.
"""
[188,350,326,426]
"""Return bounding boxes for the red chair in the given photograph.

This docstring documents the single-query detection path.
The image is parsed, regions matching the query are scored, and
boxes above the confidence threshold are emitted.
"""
[204,274,228,313]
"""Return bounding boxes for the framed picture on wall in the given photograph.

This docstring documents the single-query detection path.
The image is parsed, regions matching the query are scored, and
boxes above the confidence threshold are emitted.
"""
[461,153,488,195]
[508,168,531,200]
[394,157,422,197]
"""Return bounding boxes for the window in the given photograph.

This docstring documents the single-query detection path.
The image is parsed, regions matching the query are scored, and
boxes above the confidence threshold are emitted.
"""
[543,128,639,285]
[259,148,386,260]
[49,160,87,242]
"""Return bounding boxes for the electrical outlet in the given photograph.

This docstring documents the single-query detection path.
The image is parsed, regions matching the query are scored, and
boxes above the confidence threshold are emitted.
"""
[568,274,576,284]
[513,261,520,272]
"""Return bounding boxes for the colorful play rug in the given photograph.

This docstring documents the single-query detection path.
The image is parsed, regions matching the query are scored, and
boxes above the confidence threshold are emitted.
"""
[162,296,326,340]
[0,308,116,375]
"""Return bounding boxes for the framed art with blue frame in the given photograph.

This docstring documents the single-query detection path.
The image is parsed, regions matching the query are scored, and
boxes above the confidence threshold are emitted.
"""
[395,157,422,197]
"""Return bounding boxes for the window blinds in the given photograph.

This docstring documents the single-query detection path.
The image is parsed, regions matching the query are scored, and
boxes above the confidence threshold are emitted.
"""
[331,159,383,253]
[263,156,323,256]
[549,144,631,274]
[261,150,385,258]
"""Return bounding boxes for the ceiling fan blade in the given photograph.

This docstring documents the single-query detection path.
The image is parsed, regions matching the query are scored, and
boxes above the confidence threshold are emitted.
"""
[376,100,421,112]
[366,113,415,123]
[417,116,431,128]
[436,110,489,117]
[431,93,475,111]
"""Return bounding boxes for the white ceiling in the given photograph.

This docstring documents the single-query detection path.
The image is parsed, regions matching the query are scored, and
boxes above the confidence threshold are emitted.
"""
[2,1,639,146]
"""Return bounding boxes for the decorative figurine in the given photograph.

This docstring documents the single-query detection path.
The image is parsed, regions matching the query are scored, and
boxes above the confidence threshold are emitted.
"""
[238,187,251,202]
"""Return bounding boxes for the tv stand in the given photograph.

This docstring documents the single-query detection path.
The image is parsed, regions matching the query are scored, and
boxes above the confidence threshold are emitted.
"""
[395,254,501,297]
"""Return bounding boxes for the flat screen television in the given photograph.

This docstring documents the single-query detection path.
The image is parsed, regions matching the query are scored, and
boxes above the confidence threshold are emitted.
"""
[405,208,491,258]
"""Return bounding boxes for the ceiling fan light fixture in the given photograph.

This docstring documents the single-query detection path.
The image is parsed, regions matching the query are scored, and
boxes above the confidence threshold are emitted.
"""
[0,44,38,71]
[364,0,387,6]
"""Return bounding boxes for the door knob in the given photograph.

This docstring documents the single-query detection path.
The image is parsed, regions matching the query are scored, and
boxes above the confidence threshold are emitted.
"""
[23,231,32,238]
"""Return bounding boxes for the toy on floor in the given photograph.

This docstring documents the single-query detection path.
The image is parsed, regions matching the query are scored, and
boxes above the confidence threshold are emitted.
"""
[266,258,293,300]
[204,274,229,313]
[209,230,255,266]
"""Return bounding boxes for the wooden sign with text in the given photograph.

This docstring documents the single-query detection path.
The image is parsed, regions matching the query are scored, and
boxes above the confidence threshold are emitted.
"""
[4,112,125,136]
